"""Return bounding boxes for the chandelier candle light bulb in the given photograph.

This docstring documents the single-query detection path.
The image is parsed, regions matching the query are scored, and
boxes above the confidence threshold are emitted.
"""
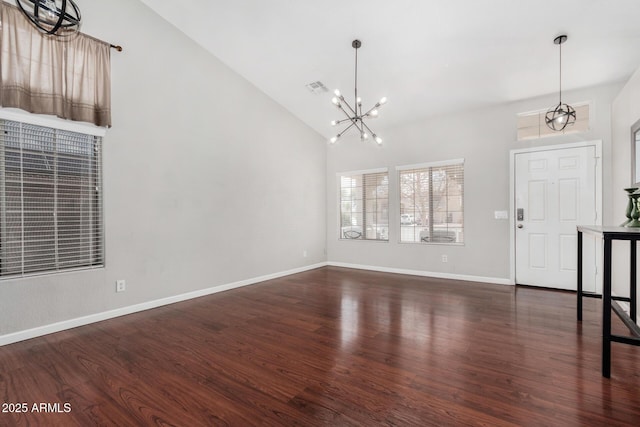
[42,0,56,19]
[329,39,387,144]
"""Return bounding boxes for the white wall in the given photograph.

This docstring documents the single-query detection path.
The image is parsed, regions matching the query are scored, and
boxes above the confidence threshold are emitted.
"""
[327,82,622,282]
[0,0,327,340]
[611,65,640,317]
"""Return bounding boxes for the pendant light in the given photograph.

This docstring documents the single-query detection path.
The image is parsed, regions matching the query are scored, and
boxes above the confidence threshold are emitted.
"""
[545,35,576,132]
[329,40,387,145]
[16,0,81,36]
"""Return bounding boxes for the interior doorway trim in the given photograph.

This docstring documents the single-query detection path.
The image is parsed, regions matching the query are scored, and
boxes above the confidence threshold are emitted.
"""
[508,140,603,285]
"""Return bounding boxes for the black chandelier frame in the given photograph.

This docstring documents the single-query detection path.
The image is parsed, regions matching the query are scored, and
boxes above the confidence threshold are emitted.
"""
[16,0,81,36]
[330,39,386,145]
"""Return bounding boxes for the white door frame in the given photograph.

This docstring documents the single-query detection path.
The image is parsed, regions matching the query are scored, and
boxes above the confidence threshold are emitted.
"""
[509,140,603,285]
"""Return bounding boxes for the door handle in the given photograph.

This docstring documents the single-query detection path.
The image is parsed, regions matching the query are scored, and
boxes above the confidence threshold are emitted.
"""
[517,224,523,229]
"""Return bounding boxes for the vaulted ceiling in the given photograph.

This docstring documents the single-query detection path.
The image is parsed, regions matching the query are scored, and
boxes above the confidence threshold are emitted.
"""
[140,0,640,140]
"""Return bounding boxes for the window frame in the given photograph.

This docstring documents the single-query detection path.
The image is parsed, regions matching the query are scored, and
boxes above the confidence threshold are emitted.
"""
[631,117,640,187]
[516,101,591,141]
[0,109,105,279]
[337,168,389,242]
[396,159,464,246]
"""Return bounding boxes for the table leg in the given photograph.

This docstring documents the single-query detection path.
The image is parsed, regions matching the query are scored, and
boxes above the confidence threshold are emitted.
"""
[631,239,637,323]
[577,230,583,321]
[603,236,612,378]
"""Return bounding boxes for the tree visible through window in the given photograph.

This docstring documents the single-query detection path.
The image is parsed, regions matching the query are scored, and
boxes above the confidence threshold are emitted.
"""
[339,170,389,241]
[0,119,103,278]
[399,161,464,244]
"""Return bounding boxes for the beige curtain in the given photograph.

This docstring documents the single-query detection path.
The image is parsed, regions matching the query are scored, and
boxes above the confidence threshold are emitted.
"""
[0,2,111,127]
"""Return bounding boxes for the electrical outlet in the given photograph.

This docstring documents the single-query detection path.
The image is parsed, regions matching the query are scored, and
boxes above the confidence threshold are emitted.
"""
[303,250,308,258]
[116,279,126,293]
[442,255,448,263]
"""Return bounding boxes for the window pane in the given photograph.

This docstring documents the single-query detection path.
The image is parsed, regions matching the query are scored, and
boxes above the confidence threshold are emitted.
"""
[399,162,464,244]
[517,103,589,140]
[0,119,103,278]
[339,171,388,241]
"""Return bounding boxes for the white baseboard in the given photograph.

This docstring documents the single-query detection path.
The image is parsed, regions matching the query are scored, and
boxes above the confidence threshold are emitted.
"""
[0,262,327,347]
[0,261,514,346]
[327,262,514,286]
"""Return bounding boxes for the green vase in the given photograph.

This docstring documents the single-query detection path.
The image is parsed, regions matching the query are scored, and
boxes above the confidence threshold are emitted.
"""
[621,187,639,226]
[626,193,640,227]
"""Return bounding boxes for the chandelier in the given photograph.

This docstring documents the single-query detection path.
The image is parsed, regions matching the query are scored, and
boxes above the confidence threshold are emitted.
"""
[545,35,576,132]
[329,40,387,145]
[16,0,81,36]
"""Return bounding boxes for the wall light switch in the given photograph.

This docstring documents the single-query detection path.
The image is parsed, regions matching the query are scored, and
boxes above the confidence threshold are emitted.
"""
[494,210,509,220]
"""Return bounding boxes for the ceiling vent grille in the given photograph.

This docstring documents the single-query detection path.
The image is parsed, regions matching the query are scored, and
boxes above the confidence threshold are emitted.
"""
[305,81,328,94]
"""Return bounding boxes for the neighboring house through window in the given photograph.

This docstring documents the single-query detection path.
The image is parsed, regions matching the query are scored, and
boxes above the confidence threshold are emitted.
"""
[398,160,464,244]
[339,169,389,241]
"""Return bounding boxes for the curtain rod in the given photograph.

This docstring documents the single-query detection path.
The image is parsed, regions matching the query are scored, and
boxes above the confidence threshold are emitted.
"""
[110,44,123,52]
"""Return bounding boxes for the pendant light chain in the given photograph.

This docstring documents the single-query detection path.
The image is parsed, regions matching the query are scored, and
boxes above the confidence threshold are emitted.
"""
[559,39,562,104]
[354,44,358,115]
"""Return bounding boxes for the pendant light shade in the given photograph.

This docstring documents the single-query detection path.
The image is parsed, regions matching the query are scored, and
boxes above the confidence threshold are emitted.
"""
[545,101,576,131]
[545,35,576,132]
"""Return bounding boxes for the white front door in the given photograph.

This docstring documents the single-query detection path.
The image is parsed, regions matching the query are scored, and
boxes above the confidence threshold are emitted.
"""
[515,145,597,289]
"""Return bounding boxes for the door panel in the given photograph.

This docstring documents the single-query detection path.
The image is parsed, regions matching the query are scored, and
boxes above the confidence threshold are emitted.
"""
[559,234,577,271]
[515,146,596,289]
[528,181,547,220]
[558,179,578,221]
[528,234,547,269]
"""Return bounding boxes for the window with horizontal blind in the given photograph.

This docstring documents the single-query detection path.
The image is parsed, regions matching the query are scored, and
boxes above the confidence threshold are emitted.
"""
[339,169,389,241]
[398,160,464,244]
[517,103,590,140]
[0,119,103,278]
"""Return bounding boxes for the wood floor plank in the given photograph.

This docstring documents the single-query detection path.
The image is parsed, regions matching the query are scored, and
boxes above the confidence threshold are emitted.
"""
[1,266,639,426]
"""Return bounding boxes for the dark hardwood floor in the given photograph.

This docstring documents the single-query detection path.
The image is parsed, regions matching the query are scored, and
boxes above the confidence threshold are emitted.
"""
[0,266,639,426]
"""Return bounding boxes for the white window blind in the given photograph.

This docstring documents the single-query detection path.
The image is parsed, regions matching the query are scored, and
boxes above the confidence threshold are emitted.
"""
[517,103,590,140]
[398,161,464,244]
[339,170,389,241]
[0,119,103,278]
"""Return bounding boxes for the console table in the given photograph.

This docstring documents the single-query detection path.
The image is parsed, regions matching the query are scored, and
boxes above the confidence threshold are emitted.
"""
[577,225,640,378]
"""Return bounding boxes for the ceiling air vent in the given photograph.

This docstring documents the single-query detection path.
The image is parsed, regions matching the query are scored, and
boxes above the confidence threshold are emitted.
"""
[305,81,328,94]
